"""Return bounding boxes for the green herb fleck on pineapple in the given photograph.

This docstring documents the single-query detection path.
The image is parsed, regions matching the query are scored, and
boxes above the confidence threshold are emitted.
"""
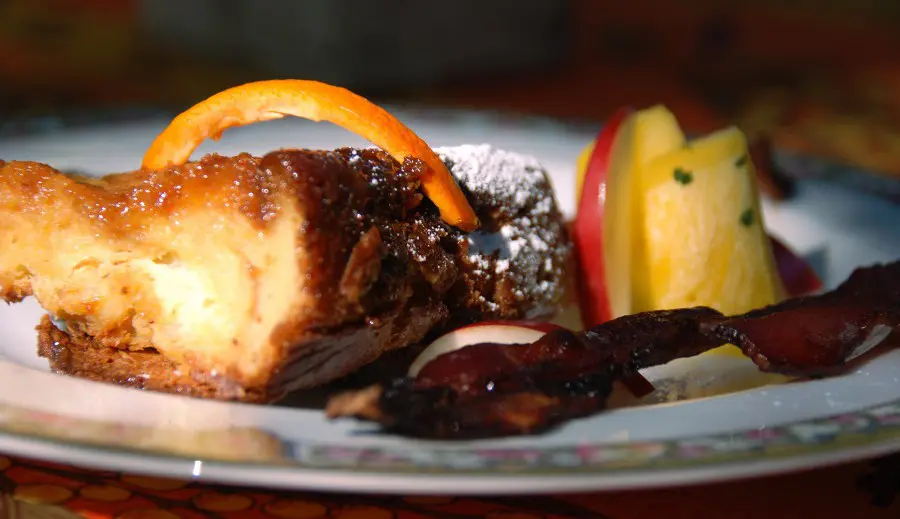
[740,208,755,227]
[735,154,749,167]
[673,168,693,185]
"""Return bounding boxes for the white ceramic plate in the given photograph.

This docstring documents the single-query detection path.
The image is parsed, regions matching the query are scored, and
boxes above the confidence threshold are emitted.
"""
[0,110,899,495]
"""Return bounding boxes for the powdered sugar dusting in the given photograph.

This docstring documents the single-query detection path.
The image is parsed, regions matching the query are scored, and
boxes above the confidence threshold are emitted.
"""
[437,145,571,318]
[436,144,549,209]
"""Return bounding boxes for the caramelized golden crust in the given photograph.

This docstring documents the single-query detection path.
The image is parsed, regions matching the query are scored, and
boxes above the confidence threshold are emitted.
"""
[5,146,572,402]
[1,154,280,235]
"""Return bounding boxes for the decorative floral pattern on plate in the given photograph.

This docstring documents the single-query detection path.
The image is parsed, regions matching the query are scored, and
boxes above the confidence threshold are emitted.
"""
[1,399,900,477]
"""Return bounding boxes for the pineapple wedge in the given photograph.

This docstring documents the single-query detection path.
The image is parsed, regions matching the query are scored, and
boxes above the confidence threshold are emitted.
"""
[633,126,785,355]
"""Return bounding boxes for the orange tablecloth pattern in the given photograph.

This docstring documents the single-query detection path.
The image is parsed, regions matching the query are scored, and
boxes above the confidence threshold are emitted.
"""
[1,455,900,518]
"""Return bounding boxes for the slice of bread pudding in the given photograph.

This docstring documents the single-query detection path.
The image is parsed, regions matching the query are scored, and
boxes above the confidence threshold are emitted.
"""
[0,145,571,402]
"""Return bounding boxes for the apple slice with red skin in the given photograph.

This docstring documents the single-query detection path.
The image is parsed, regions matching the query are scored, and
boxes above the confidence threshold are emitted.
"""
[573,107,634,328]
[410,320,655,397]
[408,322,546,378]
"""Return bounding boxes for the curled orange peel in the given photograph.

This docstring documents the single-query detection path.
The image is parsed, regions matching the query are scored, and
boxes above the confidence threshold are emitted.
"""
[142,79,479,231]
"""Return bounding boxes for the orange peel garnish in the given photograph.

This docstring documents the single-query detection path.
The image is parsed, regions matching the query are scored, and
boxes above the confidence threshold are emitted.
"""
[142,79,479,231]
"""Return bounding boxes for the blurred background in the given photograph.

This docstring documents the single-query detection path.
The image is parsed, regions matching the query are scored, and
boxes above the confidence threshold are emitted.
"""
[3,0,900,181]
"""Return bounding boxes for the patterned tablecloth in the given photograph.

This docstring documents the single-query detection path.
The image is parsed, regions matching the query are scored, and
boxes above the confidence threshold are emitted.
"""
[0,454,898,518]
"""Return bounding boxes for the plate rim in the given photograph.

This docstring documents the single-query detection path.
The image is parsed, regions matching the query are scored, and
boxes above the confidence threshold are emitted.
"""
[1,393,900,494]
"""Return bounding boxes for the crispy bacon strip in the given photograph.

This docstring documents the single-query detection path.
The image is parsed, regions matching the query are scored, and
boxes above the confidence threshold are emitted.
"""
[327,261,900,439]
[327,308,725,438]
[710,261,900,375]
